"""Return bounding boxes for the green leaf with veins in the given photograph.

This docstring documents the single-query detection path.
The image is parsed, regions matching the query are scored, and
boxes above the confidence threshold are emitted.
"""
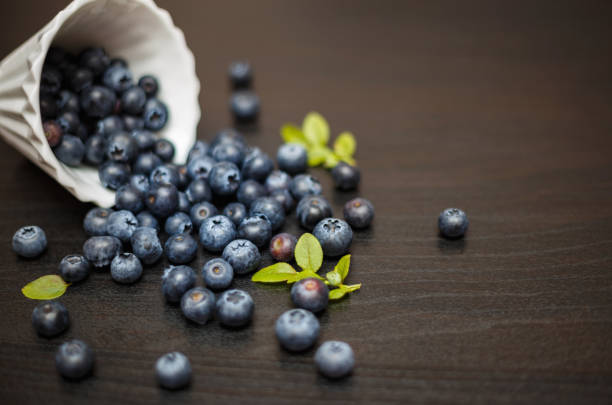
[287,269,325,284]
[334,254,351,281]
[294,233,323,272]
[302,112,329,146]
[334,131,356,158]
[22,275,69,300]
[252,263,297,283]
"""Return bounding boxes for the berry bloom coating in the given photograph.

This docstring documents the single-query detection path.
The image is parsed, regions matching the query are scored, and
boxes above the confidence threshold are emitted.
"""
[165,233,198,264]
[265,170,292,193]
[186,178,212,203]
[289,174,322,201]
[187,156,216,180]
[313,218,353,257]
[438,208,469,238]
[130,226,163,264]
[296,195,333,231]
[331,162,360,191]
[314,341,355,379]
[110,253,143,284]
[161,265,196,303]
[83,207,112,236]
[215,289,254,327]
[209,162,241,197]
[43,120,63,147]
[343,197,375,229]
[129,174,150,195]
[181,287,216,325]
[277,143,308,175]
[59,254,91,283]
[238,215,272,249]
[230,90,259,123]
[202,258,234,291]
[115,184,144,213]
[269,233,298,262]
[291,278,329,313]
[190,201,218,229]
[237,179,267,208]
[222,202,247,227]
[250,196,285,231]
[55,339,94,380]
[12,225,47,258]
[121,86,146,115]
[144,98,169,131]
[106,132,137,163]
[54,135,85,166]
[222,239,261,274]
[199,215,236,253]
[165,212,193,236]
[136,211,159,231]
[138,75,159,98]
[146,184,179,218]
[98,161,130,190]
[228,60,252,88]
[82,236,122,268]
[103,65,133,93]
[150,164,180,187]
[105,210,138,243]
[155,352,191,390]
[241,150,274,182]
[32,301,70,337]
[275,309,320,352]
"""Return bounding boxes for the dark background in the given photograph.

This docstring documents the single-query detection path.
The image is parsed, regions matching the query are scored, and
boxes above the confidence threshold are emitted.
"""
[1,1,612,404]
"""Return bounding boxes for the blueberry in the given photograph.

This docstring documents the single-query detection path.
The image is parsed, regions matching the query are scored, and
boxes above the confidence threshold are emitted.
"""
[83,207,112,236]
[230,91,259,123]
[275,309,320,352]
[68,67,93,93]
[177,191,191,213]
[186,178,212,203]
[80,85,116,118]
[250,197,285,231]
[106,210,138,243]
[102,65,133,93]
[201,258,234,291]
[189,201,218,230]
[74,124,88,142]
[165,233,198,264]
[40,66,62,95]
[150,164,180,187]
[12,226,47,258]
[186,156,216,180]
[313,218,353,257]
[187,140,209,163]
[291,278,329,312]
[181,287,215,325]
[40,94,58,119]
[270,189,295,213]
[222,202,247,227]
[155,352,191,390]
[59,254,91,283]
[215,289,254,327]
[143,98,169,131]
[43,121,63,148]
[95,115,123,137]
[211,128,247,150]
[57,90,79,114]
[138,75,159,98]
[136,211,159,231]
[55,339,94,380]
[438,208,469,238]
[199,215,236,253]
[145,184,179,217]
[331,162,360,190]
[289,174,322,201]
[133,152,162,175]
[83,134,106,165]
[110,252,143,284]
[209,162,241,197]
[130,226,163,265]
[228,60,252,88]
[165,212,193,235]
[277,143,307,175]
[265,170,292,193]
[83,236,122,267]
[269,233,297,262]
[314,341,355,379]
[121,86,146,115]
[241,149,274,182]
[79,47,110,75]
[175,164,190,190]
[56,111,80,134]
[161,265,196,303]
[122,114,145,131]
[222,239,261,274]
[296,195,332,230]
[99,161,131,190]
[114,185,144,213]
[237,179,267,208]
[238,215,272,249]
[129,174,150,195]
[154,138,175,162]
[211,142,245,167]
[54,135,85,166]
[32,301,69,337]
[131,129,156,151]
[343,198,374,229]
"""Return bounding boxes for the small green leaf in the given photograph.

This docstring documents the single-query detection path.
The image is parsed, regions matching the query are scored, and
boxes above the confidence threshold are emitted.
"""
[22,275,69,300]
[294,233,323,272]
[323,152,340,169]
[287,270,325,284]
[338,155,356,166]
[334,254,351,281]
[342,283,362,293]
[252,263,297,283]
[302,112,329,146]
[334,131,356,158]
[307,146,332,166]
[326,270,342,287]
[281,124,308,146]
[329,288,347,300]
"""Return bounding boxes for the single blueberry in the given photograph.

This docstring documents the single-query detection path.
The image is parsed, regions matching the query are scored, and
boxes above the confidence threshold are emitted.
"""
[181,287,215,325]
[131,130,156,151]
[59,254,91,283]
[136,211,159,231]
[215,289,254,327]
[241,149,274,182]
[82,236,122,268]
[177,191,191,213]
[106,132,137,163]
[130,226,163,264]
[56,111,80,134]
[210,141,245,168]
[32,301,70,337]
[230,91,259,123]
[102,65,133,93]
[277,143,308,175]
[438,208,469,238]
[313,218,353,257]
[201,258,234,291]
[122,115,145,131]
[270,189,295,213]
[57,90,80,114]
[222,239,261,274]
[275,309,320,352]
[161,265,196,303]
[40,66,62,95]
[79,46,110,75]
[314,341,355,379]
[110,252,143,284]
[265,170,292,193]
[331,162,360,191]
[343,198,374,229]
[249,197,285,231]
[143,98,169,131]
[269,233,297,262]
[153,138,175,162]
[199,215,236,253]
[80,85,116,118]
[209,161,241,197]
[296,195,333,231]
[138,75,159,98]
[237,179,267,208]
[133,152,162,176]
[145,184,179,218]
[187,140,209,163]
[121,86,146,115]
[186,178,212,204]
[155,352,191,390]
[95,115,123,137]
[83,134,106,166]
[115,184,144,213]
[189,201,218,229]
[150,164,180,187]
[129,174,150,195]
[165,233,198,264]
[55,339,94,380]
[165,212,193,235]
[222,202,247,227]
[186,156,216,181]
[12,226,47,258]
[68,67,93,93]
[99,161,131,190]
[291,278,329,313]
[54,135,85,166]
[83,207,113,236]
[238,215,272,249]
[105,210,138,243]
[228,60,252,89]
[289,174,322,201]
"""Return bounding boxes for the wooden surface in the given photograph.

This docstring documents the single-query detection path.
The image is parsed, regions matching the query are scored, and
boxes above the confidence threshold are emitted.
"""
[1,1,612,403]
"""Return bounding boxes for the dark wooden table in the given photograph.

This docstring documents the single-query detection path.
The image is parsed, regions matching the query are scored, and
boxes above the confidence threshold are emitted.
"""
[1,1,611,403]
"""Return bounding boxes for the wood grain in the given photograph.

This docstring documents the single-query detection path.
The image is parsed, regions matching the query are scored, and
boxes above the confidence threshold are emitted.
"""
[0,1,611,403]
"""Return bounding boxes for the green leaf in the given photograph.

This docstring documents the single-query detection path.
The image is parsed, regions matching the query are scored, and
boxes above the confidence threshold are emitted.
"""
[323,152,340,169]
[252,263,297,283]
[342,283,362,293]
[334,254,351,281]
[338,155,356,166]
[302,112,329,146]
[294,233,323,272]
[329,288,347,300]
[334,131,356,158]
[281,124,308,146]
[287,269,325,284]
[326,270,342,287]
[307,146,332,166]
[22,275,69,300]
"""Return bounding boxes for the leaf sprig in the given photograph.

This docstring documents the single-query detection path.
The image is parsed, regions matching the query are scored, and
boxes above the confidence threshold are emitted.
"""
[22,275,69,300]
[281,112,357,169]
[251,233,361,300]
